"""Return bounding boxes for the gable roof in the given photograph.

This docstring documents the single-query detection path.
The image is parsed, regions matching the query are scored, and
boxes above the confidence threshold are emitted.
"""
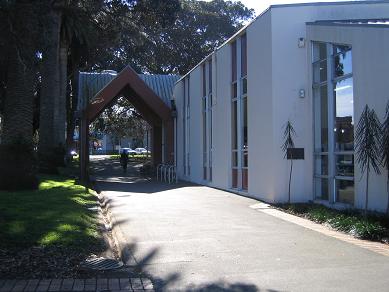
[84,66,177,123]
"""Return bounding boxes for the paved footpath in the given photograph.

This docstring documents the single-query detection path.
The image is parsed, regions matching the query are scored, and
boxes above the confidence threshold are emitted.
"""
[97,174,389,292]
[0,277,154,291]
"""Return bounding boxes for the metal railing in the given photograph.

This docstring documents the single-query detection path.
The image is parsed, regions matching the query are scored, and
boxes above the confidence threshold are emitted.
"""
[157,164,177,183]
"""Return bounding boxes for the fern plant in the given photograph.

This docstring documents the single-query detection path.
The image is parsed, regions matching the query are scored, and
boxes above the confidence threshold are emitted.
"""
[355,105,382,213]
[281,120,296,203]
[381,101,389,214]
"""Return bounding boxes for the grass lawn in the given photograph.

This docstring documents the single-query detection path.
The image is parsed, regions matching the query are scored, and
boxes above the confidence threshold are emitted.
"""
[0,175,102,250]
[276,203,389,243]
[0,175,104,278]
[110,154,150,160]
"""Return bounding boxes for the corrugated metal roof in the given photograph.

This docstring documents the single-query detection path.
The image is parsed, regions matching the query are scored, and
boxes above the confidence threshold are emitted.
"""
[139,74,180,107]
[78,71,179,111]
[78,71,117,111]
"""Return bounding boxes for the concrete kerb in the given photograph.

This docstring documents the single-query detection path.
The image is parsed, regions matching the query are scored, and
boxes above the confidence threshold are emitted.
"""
[97,192,139,268]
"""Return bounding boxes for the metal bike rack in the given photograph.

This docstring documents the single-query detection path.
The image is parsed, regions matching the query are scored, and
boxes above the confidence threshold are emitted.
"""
[157,164,177,184]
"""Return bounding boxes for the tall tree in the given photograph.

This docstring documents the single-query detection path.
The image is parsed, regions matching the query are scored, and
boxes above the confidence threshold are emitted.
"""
[0,0,39,189]
[38,0,64,170]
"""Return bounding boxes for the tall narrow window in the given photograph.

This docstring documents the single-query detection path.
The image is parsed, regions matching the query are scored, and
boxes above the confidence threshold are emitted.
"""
[208,59,213,181]
[231,40,238,188]
[202,60,213,182]
[183,80,186,175]
[231,34,248,191]
[313,42,354,205]
[202,64,207,180]
[241,34,248,190]
[184,76,190,176]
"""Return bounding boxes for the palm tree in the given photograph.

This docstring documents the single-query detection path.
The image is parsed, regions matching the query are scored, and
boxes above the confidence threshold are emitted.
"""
[0,1,39,189]
[38,1,63,170]
[380,101,389,214]
[281,120,297,203]
[355,105,382,213]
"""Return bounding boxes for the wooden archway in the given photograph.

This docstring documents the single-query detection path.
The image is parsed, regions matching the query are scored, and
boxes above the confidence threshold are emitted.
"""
[79,66,174,181]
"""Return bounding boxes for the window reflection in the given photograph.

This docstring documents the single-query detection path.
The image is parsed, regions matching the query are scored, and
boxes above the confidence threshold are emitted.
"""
[315,178,329,200]
[314,85,328,152]
[334,50,352,78]
[336,180,354,205]
[334,78,354,151]
[313,42,327,62]
[313,60,327,84]
[336,154,354,177]
[315,155,328,175]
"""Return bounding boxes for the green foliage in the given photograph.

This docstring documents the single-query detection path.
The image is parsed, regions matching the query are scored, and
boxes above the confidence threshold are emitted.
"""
[90,97,149,148]
[278,203,389,241]
[97,0,255,74]
[0,175,103,251]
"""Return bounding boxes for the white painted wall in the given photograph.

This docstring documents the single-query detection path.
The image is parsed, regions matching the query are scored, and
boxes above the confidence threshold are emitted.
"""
[246,10,276,202]
[211,45,231,189]
[173,1,389,212]
[307,24,389,212]
[269,0,389,204]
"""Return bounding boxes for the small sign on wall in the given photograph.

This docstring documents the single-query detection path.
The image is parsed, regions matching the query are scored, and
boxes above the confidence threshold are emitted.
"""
[287,148,304,160]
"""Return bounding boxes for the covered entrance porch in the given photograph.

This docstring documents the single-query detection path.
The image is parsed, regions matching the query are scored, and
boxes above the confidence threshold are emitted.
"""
[78,66,179,181]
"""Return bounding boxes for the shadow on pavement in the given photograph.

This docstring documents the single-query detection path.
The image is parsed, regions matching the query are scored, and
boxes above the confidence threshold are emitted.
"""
[119,241,276,292]
[90,156,278,291]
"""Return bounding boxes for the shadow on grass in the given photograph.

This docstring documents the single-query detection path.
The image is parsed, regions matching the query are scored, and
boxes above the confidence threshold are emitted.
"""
[0,175,103,252]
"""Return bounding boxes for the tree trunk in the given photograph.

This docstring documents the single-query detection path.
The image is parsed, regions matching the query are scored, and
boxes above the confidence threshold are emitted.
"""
[55,38,68,147]
[0,46,37,190]
[66,65,80,158]
[2,48,34,145]
[38,6,62,171]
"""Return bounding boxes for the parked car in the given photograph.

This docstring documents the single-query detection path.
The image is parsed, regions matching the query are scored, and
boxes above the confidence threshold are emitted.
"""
[135,148,150,155]
[120,148,137,155]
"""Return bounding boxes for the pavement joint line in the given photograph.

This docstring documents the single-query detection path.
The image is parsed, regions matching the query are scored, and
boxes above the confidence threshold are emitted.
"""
[251,202,389,257]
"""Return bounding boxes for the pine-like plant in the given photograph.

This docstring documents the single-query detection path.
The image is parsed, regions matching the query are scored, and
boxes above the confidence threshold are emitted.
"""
[355,105,382,213]
[281,120,296,203]
[380,101,389,214]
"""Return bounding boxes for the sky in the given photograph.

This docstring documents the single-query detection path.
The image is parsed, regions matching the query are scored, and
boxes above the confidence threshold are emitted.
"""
[222,0,349,15]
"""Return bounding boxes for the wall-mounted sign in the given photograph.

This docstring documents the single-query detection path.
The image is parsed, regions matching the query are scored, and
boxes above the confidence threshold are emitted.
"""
[287,148,304,160]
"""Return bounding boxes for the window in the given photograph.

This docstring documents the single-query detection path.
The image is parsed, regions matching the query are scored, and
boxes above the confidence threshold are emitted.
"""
[231,34,248,191]
[202,60,213,181]
[313,42,354,205]
[183,76,190,176]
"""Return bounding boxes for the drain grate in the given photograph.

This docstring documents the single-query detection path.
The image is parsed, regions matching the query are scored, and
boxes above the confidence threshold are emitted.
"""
[81,257,124,271]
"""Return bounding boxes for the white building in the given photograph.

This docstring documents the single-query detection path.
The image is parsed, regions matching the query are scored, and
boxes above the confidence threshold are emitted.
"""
[173,1,389,212]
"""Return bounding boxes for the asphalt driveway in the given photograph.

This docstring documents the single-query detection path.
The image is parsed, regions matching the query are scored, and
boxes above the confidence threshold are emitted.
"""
[92,158,389,291]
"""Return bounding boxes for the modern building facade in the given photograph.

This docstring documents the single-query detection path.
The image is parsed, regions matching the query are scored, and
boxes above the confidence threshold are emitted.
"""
[173,1,389,212]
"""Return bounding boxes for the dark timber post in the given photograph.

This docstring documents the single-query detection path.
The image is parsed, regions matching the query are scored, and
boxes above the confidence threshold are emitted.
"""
[79,111,89,183]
